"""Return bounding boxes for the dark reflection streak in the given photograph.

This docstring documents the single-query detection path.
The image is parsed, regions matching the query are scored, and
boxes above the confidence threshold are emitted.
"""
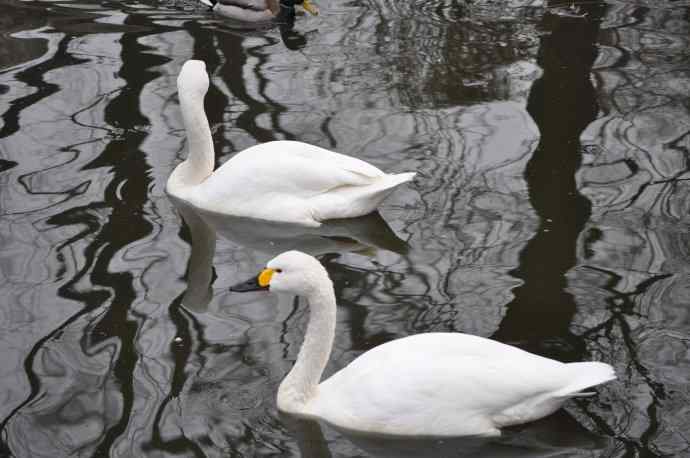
[87,13,164,456]
[616,130,690,212]
[326,256,409,349]
[0,37,87,138]
[0,159,18,172]
[142,294,205,458]
[169,298,196,398]
[621,180,685,217]
[327,257,377,350]
[249,42,296,141]
[5,235,132,455]
[0,303,109,455]
[0,205,109,453]
[571,398,622,449]
[177,214,212,358]
[213,28,295,144]
[145,395,206,458]
[11,138,98,200]
[144,26,231,455]
[408,115,470,230]
[215,31,277,143]
[492,5,605,359]
[68,87,124,134]
[145,208,225,455]
[281,416,332,458]
[567,264,673,451]
[581,158,638,184]
[0,183,91,216]
[577,267,671,394]
[17,171,88,196]
[319,116,338,149]
[596,5,649,31]
[184,21,229,163]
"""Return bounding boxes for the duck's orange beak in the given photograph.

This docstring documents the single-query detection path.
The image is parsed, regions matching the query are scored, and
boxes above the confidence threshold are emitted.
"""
[302,0,318,15]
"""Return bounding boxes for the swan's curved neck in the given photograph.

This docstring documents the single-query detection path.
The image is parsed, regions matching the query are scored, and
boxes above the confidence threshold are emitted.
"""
[176,89,215,186]
[278,278,336,414]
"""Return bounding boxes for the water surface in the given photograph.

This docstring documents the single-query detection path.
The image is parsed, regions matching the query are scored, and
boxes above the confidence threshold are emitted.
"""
[0,0,689,456]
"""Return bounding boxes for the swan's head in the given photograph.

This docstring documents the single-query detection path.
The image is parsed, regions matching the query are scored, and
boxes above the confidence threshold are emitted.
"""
[229,251,330,296]
[177,60,209,98]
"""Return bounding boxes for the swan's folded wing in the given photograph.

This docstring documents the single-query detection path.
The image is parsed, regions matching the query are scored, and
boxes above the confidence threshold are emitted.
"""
[313,333,576,436]
[211,141,386,198]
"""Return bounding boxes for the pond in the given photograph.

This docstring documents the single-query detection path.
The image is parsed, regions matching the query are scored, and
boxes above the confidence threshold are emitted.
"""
[0,0,689,456]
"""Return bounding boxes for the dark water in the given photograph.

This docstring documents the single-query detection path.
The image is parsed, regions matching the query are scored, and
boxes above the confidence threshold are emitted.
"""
[1,0,689,456]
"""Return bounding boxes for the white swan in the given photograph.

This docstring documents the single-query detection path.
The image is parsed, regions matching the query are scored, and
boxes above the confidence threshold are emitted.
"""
[166,60,415,227]
[230,251,616,437]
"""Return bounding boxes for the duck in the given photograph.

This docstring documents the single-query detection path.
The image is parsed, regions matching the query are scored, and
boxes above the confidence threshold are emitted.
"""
[199,0,317,24]
[166,60,415,227]
[229,250,616,437]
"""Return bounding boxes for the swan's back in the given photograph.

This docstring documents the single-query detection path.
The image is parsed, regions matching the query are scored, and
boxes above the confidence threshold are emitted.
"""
[208,141,384,194]
[309,333,614,437]
[188,141,413,225]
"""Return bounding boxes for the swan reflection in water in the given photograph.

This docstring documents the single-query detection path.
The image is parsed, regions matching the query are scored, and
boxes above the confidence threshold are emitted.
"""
[282,410,608,458]
[172,198,408,312]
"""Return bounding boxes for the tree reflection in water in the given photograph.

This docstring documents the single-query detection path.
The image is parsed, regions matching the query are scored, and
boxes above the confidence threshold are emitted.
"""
[0,0,688,456]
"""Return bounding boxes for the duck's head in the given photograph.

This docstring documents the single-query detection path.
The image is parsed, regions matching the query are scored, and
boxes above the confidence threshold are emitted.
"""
[177,60,209,98]
[230,251,329,296]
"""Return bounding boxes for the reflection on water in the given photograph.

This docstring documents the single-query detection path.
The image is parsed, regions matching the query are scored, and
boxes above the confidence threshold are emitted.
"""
[493,6,605,359]
[283,409,609,458]
[0,0,689,456]
[172,199,409,312]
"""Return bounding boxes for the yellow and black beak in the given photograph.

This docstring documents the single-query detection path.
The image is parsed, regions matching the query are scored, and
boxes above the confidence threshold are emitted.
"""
[229,268,274,292]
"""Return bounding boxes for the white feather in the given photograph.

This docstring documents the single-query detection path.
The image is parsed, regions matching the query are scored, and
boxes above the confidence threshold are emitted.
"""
[166,60,414,227]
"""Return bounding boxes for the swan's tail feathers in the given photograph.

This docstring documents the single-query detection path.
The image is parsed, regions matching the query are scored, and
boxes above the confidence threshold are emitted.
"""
[351,171,415,212]
[555,362,616,397]
[387,172,416,187]
[311,172,415,221]
[369,171,416,199]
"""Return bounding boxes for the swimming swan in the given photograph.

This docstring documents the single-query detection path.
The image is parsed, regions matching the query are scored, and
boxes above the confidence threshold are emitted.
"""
[166,60,415,227]
[230,251,617,437]
[199,0,318,23]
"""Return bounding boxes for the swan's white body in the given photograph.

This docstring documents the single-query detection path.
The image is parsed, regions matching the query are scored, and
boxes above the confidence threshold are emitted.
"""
[308,333,614,436]
[233,251,617,438]
[167,60,413,227]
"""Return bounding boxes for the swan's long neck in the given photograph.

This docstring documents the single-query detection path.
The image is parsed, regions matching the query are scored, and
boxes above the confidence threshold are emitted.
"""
[278,277,337,414]
[176,89,215,186]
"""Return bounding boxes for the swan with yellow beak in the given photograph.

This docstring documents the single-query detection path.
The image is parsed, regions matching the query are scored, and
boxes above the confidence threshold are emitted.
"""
[229,251,616,437]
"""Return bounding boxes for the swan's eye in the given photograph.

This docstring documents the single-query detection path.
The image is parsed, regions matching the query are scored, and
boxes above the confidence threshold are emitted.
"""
[275,269,283,273]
